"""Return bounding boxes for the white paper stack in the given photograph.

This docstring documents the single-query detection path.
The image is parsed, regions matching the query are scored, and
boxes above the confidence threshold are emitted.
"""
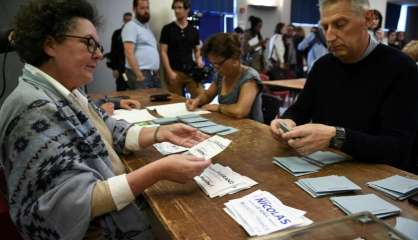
[153,142,189,155]
[146,102,210,118]
[112,109,156,123]
[367,175,418,200]
[194,163,257,198]
[187,135,231,160]
[224,190,312,236]
[330,194,401,219]
[296,175,361,198]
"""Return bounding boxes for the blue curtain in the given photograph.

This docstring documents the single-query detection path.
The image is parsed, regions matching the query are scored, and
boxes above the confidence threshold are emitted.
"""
[191,0,233,13]
[385,3,401,30]
[291,0,320,24]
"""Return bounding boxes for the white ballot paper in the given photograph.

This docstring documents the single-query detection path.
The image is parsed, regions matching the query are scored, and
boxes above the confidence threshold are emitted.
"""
[153,142,189,155]
[146,102,210,118]
[224,190,312,236]
[111,109,156,123]
[248,36,259,47]
[187,135,231,160]
[194,163,257,198]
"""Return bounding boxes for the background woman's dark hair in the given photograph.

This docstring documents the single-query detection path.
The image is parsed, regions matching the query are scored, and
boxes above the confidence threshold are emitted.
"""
[275,22,285,34]
[202,33,241,60]
[13,0,99,67]
[248,16,263,39]
[371,9,382,31]
[171,0,191,10]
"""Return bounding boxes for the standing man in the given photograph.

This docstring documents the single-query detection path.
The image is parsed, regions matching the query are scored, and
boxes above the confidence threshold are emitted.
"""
[270,0,418,172]
[122,0,161,89]
[106,12,132,91]
[160,0,204,98]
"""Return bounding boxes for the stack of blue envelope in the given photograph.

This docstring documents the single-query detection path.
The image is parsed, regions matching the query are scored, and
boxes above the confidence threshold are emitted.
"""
[272,151,346,176]
[296,175,361,198]
[367,175,418,200]
[330,194,401,219]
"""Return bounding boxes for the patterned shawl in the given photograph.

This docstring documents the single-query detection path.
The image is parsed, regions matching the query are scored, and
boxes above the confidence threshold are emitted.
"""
[0,68,153,240]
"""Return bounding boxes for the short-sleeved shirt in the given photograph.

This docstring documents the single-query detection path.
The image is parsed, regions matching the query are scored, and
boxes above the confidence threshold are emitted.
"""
[160,21,200,73]
[214,66,264,123]
[122,19,160,70]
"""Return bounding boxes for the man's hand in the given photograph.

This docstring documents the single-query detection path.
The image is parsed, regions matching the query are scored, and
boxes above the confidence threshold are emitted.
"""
[167,70,178,84]
[112,70,119,79]
[270,119,297,146]
[136,70,145,82]
[282,123,336,156]
[158,123,209,147]
[120,99,141,110]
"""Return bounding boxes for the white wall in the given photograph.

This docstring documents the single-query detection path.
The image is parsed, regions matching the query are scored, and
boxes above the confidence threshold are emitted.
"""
[370,0,387,27]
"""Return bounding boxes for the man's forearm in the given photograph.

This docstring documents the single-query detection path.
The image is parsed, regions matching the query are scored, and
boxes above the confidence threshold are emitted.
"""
[125,53,142,77]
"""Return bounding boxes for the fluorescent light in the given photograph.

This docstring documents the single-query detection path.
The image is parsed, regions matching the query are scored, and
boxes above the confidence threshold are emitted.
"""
[397,5,408,31]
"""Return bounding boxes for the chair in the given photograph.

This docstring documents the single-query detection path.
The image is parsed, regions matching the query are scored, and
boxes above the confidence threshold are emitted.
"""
[261,93,281,125]
[0,169,23,240]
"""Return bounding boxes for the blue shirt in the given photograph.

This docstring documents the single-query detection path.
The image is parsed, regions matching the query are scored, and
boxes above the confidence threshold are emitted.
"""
[122,19,160,70]
[298,32,328,72]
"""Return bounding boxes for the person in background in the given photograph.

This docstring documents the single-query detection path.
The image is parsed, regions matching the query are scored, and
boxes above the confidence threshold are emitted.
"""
[0,0,211,239]
[397,31,407,49]
[160,0,204,98]
[293,26,306,77]
[403,40,418,63]
[374,28,384,43]
[283,24,297,77]
[297,26,328,72]
[106,12,132,91]
[122,0,161,89]
[186,33,264,123]
[242,16,266,72]
[368,9,382,41]
[387,29,400,49]
[266,22,287,79]
[271,0,418,172]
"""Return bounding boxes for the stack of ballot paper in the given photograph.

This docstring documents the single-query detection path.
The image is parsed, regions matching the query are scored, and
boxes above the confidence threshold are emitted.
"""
[395,217,418,240]
[273,151,347,176]
[153,142,189,155]
[224,190,313,236]
[296,175,361,198]
[273,157,321,176]
[187,135,231,160]
[194,163,257,198]
[146,102,210,117]
[367,175,418,200]
[330,194,401,218]
[112,109,156,123]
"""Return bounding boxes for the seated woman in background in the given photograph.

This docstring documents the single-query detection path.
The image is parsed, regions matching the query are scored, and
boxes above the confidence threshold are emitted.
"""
[186,33,264,123]
[0,0,210,239]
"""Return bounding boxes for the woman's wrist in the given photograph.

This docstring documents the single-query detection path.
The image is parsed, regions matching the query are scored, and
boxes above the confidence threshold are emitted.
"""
[153,126,162,143]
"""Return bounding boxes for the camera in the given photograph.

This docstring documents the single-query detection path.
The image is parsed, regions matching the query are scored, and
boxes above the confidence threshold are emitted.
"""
[188,64,214,82]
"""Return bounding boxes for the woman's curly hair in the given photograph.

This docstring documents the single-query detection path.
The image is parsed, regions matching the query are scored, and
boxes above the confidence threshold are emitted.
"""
[202,33,242,60]
[13,0,99,67]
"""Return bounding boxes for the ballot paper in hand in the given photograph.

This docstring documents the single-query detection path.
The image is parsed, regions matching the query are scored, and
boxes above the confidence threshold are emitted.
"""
[153,142,189,155]
[248,36,259,47]
[112,109,156,123]
[330,194,401,219]
[224,190,312,236]
[194,163,257,198]
[367,175,418,200]
[187,135,231,160]
[296,175,361,198]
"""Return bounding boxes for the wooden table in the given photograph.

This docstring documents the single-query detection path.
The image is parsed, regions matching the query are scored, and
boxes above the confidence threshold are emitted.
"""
[92,89,418,239]
[262,78,306,90]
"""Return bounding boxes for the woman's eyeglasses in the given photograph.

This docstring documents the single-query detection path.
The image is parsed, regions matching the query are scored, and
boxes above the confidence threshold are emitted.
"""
[61,35,104,56]
[211,58,228,68]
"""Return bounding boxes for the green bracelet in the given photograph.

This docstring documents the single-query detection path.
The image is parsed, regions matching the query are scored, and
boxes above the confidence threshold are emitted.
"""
[153,126,161,143]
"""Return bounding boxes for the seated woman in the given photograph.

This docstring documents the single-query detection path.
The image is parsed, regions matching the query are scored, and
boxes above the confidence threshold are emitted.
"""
[186,33,264,123]
[0,0,210,239]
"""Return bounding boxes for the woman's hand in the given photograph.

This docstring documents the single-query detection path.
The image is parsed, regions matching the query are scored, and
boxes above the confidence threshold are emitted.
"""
[186,98,200,111]
[120,99,141,110]
[158,123,209,147]
[100,102,115,115]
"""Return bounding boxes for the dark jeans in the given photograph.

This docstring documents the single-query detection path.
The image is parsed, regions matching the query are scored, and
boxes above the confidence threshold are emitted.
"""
[126,68,161,90]
[115,70,129,91]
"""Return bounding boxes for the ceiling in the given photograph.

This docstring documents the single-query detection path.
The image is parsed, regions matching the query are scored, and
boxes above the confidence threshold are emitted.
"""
[387,0,418,5]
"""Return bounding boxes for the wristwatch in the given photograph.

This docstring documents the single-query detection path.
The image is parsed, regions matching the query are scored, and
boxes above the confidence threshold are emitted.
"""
[329,126,346,149]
